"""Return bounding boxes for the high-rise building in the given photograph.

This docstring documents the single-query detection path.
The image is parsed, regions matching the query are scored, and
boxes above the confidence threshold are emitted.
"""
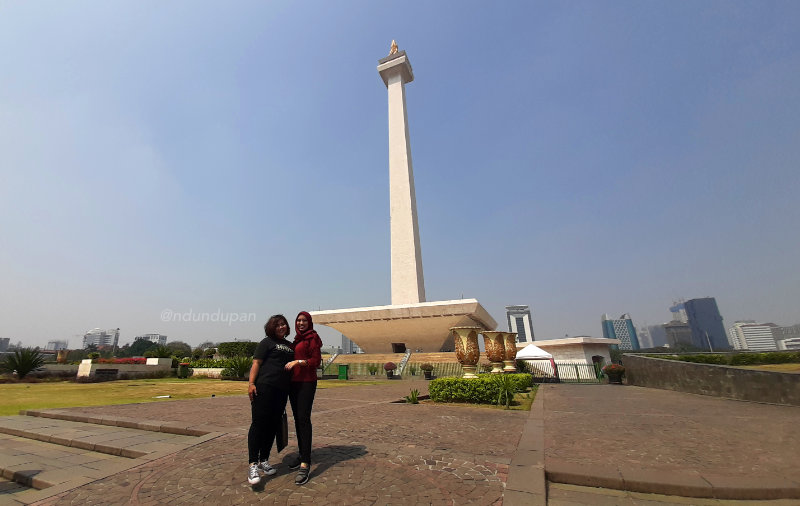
[648,324,668,347]
[637,326,654,349]
[684,297,729,351]
[778,337,800,350]
[601,314,640,350]
[669,301,688,323]
[664,320,693,349]
[341,335,363,354]
[135,334,167,346]
[46,340,69,351]
[773,324,800,349]
[727,322,778,351]
[506,305,535,344]
[82,328,120,349]
[0,338,9,353]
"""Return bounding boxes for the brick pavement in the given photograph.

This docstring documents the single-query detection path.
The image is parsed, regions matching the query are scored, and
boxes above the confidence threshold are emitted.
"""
[3,380,795,504]
[23,380,527,505]
[542,384,800,500]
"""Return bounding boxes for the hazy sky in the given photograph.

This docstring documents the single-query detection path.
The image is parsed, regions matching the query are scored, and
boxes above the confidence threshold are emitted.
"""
[1,1,798,349]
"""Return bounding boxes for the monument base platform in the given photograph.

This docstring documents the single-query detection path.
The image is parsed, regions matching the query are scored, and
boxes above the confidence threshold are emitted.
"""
[310,299,497,354]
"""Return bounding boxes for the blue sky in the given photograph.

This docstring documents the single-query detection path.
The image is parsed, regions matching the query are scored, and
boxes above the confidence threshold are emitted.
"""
[1,1,798,349]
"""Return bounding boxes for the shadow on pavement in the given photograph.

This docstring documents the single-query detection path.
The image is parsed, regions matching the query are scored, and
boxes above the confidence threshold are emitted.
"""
[279,444,368,480]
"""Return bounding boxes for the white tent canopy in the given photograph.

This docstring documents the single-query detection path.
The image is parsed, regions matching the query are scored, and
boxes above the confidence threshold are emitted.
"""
[516,343,553,360]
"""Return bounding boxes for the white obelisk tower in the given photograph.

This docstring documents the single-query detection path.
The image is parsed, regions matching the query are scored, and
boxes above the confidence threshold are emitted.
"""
[309,43,496,354]
[378,44,426,305]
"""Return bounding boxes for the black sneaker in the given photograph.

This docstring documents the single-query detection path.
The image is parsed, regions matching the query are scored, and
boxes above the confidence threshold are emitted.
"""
[287,456,301,470]
[295,466,310,485]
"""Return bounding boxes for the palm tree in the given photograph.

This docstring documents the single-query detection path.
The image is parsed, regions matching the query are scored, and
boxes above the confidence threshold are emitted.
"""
[2,348,45,379]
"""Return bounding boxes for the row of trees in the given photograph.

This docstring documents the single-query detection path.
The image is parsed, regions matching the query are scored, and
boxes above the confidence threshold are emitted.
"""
[68,340,221,362]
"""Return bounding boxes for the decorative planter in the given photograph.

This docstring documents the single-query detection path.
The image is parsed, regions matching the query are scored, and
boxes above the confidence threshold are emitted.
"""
[607,373,623,384]
[451,326,481,379]
[177,363,191,379]
[423,370,433,380]
[502,332,519,372]
[481,331,506,374]
[386,370,394,379]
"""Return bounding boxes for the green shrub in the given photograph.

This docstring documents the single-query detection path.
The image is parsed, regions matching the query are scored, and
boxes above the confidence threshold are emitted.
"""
[515,359,532,373]
[494,374,515,409]
[221,355,253,379]
[405,388,420,404]
[408,365,417,375]
[1,348,45,379]
[764,352,797,364]
[217,341,258,358]
[188,358,228,368]
[509,373,533,392]
[429,374,532,405]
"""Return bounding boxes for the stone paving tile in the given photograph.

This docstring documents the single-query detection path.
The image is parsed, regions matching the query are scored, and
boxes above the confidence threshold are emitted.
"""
[543,384,800,488]
[548,483,800,506]
[31,381,520,505]
[16,380,798,504]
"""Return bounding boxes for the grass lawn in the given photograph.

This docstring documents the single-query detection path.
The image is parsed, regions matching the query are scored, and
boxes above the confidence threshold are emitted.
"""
[0,377,383,416]
[736,363,800,374]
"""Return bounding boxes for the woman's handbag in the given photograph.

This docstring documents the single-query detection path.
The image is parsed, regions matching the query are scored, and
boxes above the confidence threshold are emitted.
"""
[276,410,289,452]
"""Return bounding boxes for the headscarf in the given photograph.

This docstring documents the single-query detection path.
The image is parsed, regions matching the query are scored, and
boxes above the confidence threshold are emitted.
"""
[294,311,319,343]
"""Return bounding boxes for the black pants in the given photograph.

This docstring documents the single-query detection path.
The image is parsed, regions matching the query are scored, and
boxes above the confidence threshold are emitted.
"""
[248,384,288,464]
[289,381,317,464]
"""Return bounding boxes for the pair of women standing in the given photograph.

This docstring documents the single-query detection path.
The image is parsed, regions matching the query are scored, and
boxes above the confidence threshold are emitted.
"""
[247,311,321,486]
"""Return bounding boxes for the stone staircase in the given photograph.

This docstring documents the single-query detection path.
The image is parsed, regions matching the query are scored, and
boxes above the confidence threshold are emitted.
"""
[0,409,221,504]
[397,349,412,376]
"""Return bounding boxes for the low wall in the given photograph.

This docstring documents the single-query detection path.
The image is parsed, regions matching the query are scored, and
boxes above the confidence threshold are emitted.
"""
[623,354,800,406]
[76,358,173,379]
[40,364,80,374]
[190,368,226,379]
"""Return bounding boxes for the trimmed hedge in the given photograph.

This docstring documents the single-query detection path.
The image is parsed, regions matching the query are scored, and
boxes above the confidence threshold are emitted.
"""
[649,352,800,367]
[217,341,258,358]
[429,374,532,404]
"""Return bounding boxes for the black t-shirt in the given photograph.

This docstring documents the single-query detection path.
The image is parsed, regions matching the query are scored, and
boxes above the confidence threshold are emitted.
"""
[253,337,294,389]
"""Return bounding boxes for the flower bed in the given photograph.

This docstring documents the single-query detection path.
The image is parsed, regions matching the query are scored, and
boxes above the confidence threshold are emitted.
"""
[96,357,147,365]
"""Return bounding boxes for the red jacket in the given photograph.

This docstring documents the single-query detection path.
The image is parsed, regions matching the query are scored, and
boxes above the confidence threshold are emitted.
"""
[292,332,322,382]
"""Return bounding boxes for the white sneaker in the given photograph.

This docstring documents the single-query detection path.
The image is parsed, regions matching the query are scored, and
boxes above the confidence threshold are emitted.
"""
[259,461,276,476]
[248,463,261,485]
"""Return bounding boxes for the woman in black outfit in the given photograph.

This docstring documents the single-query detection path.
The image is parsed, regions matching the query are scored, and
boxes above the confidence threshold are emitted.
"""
[246,314,294,485]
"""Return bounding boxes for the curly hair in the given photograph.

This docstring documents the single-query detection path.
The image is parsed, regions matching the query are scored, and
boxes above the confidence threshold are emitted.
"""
[264,314,290,340]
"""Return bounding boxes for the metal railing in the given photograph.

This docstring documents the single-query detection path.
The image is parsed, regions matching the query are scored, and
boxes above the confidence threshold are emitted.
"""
[522,360,604,384]
[397,350,412,375]
[322,358,606,383]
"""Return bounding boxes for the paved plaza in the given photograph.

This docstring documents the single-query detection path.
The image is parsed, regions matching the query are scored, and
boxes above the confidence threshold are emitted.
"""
[0,380,798,505]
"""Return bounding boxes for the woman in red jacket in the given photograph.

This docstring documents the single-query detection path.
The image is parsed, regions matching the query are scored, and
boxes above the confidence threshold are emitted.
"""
[284,311,322,485]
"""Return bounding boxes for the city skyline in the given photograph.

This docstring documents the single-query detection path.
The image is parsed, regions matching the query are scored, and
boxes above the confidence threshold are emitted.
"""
[1,2,799,349]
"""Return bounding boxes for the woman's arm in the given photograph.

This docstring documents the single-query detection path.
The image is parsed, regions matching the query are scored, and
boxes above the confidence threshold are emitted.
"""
[248,359,262,400]
[285,337,322,370]
[305,336,322,369]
